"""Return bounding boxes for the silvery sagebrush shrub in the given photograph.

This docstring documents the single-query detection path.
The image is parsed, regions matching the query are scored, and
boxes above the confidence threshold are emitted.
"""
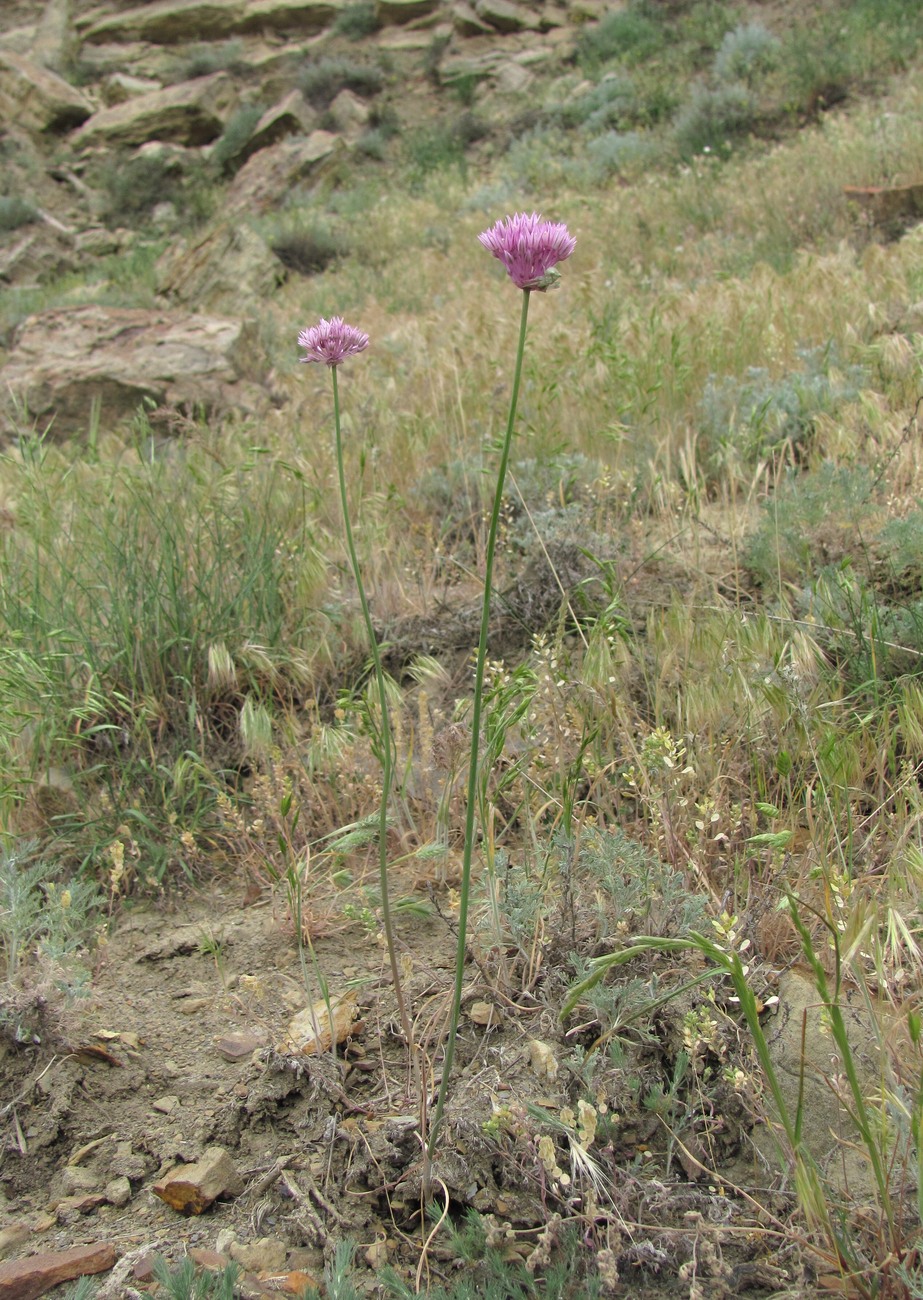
[714,22,781,86]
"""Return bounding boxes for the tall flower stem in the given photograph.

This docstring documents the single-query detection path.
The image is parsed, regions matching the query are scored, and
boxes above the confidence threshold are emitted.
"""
[331,364,413,1056]
[425,288,532,1175]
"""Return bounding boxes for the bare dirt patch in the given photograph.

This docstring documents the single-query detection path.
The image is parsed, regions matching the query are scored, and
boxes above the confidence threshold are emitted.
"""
[0,868,818,1298]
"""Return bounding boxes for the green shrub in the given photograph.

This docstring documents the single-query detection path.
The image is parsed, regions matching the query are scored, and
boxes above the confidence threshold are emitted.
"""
[332,2,381,39]
[298,57,384,109]
[698,345,867,471]
[673,81,759,158]
[209,103,264,174]
[98,151,215,227]
[577,2,669,72]
[744,463,875,588]
[403,114,488,180]
[270,222,346,274]
[0,197,39,233]
[171,41,246,82]
[559,73,639,132]
[585,128,656,179]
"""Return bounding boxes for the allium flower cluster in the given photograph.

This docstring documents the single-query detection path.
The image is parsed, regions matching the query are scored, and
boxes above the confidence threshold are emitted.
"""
[298,316,369,366]
[478,212,576,291]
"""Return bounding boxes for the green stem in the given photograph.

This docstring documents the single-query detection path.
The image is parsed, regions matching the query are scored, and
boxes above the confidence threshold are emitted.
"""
[426,288,532,1167]
[332,364,412,1051]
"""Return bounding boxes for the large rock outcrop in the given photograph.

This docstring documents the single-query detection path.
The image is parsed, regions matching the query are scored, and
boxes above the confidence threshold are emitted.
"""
[1,304,269,437]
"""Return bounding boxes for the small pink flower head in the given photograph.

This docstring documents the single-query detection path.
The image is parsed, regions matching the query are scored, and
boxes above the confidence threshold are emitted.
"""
[298,316,369,366]
[478,212,576,291]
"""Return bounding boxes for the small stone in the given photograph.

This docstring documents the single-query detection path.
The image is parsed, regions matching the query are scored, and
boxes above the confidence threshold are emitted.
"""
[152,1095,181,1114]
[104,1177,132,1208]
[229,1238,287,1273]
[528,1038,559,1081]
[214,1032,265,1062]
[60,1167,101,1195]
[152,1147,244,1216]
[363,1239,390,1270]
[214,1230,237,1256]
[468,1000,503,1027]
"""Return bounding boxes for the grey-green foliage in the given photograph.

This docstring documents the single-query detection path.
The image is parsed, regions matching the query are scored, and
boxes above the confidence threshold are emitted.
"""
[297,57,384,108]
[60,1280,98,1300]
[381,1209,604,1298]
[0,197,39,233]
[210,104,264,174]
[332,2,381,39]
[673,81,758,158]
[269,219,346,274]
[0,840,101,984]
[172,40,246,82]
[576,2,669,72]
[699,344,868,468]
[560,74,639,132]
[713,22,780,85]
[880,510,923,582]
[745,463,875,587]
[298,1240,362,1300]
[585,129,655,180]
[577,826,709,938]
[152,1257,240,1300]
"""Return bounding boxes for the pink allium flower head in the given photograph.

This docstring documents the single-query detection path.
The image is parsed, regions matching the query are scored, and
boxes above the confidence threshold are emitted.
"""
[298,316,369,366]
[478,212,576,291]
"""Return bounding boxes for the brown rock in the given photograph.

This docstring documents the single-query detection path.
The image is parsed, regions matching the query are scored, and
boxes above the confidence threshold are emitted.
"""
[0,303,268,438]
[100,72,163,107]
[844,181,923,241]
[152,1146,245,1215]
[213,1031,266,1061]
[0,1243,116,1300]
[72,72,235,149]
[0,50,92,132]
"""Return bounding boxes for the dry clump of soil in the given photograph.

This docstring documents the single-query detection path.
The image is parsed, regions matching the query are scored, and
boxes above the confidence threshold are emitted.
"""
[0,876,811,1298]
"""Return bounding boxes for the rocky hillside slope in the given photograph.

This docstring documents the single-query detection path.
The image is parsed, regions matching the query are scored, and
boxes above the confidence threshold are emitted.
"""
[0,0,598,435]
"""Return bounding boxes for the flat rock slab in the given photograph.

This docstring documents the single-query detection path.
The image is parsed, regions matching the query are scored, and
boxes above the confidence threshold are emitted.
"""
[237,0,343,33]
[0,1243,117,1300]
[1,304,268,437]
[0,50,92,132]
[82,0,247,44]
[72,71,235,148]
